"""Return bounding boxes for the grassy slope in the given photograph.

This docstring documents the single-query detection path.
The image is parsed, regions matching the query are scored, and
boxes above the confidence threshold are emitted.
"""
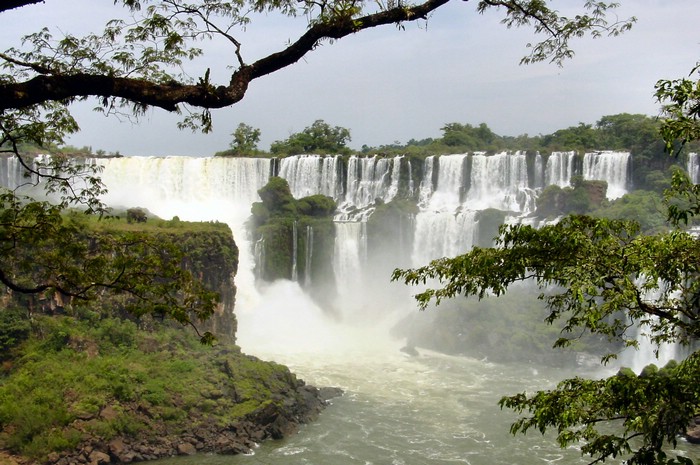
[0,217,306,463]
[0,313,303,462]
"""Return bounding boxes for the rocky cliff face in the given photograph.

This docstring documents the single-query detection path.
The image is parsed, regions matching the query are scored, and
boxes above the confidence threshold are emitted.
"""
[11,222,240,344]
[177,229,239,343]
[0,222,341,465]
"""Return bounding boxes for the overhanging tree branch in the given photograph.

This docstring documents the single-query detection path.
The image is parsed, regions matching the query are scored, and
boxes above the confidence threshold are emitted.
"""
[0,0,450,113]
[0,0,45,14]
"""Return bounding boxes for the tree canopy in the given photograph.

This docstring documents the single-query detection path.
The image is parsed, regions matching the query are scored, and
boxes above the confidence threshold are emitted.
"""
[270,119,352,155]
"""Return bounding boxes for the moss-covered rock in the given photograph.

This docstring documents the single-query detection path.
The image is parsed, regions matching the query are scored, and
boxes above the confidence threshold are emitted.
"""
[0,316,338,464]
[251,178,336,296]
[474,208,506,248]
[367,199,418,271]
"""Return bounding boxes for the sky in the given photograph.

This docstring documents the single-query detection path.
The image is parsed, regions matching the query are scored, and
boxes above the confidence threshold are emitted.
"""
[2,0,699,156]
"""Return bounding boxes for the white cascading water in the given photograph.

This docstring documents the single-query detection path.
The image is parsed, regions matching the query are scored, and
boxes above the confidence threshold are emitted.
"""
[0,155,31,189]
[291,220,298,282]
[620,278,688,373]
[338,155,401,220]
[332,221,366,316]
[545,151,576,187]
[466,151,531,212]
[416,155,436,208]
[412,210,478,265]
[688,152,699,184]
[412,154,477,264]
[532,152,544,189]
[622,317,684,374]
[582,151,630,199]
[304,225,313,287]
[279,154,341,199]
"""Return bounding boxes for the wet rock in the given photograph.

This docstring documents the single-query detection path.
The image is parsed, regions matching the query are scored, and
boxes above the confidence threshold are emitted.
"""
[177,443,197,455]
[318,386,344,402]
[400,345,419,357]
[685,417,700,444]
[88,450,111,464]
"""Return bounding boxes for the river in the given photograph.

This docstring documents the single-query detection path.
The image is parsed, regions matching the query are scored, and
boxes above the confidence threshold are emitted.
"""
[149,280,699,465]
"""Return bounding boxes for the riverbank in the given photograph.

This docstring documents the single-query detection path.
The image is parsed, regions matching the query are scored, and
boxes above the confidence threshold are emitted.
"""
[45,379,341,465]
[0,314,341,465]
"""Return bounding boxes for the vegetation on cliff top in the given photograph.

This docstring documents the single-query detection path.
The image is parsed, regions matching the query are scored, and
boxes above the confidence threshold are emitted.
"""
[251,177,336,286]
[0,311,305,462]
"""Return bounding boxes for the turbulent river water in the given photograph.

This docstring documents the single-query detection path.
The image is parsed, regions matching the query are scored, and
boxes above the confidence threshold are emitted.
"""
[152,282,698,465]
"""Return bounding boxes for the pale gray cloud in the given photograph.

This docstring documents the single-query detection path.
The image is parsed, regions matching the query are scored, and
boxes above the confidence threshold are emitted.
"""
[2,0,699,155]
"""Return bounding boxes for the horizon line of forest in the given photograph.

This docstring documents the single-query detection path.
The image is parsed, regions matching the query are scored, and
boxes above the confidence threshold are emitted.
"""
[11,112,700,160]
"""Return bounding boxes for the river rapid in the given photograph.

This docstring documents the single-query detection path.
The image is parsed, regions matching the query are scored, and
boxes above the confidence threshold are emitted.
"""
[149,280,699,465]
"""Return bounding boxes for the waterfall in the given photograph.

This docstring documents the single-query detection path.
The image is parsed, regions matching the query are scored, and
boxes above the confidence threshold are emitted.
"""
[410,154,475,266]
[97,156,272,211]
[466,151,531,213]
[332,221,366,315]
[688,152,699,184]
[254,237,265,280]
[0,155,34,189]
[582,151,630,199]
[427,154,467,211]
[342,156,397,210]
[291,220,298,282]
[0,151,640,326]
[279,154,341,199]
[385,155,403,201]
[417,156,435,208]
[94,156,273,311]
[620,277,686,373]
[545,151,576,187]
[533,152,544,189]
[622,317,684,373]
[304,225,313,286]
[412,210,478,265]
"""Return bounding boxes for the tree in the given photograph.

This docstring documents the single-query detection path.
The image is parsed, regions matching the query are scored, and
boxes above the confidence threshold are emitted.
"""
[393,65,700,465]
[230,123,262,156]
[656,64,700,156]
[270,120,352,155]
[541,122,598,151]
[441,122,499,149]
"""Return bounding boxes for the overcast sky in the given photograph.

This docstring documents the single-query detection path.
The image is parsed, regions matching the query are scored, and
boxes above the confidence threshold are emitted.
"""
[2,1,699,156]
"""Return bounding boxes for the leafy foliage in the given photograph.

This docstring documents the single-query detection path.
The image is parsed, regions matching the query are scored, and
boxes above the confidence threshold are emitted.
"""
[270,120,352,155]
[225,122,262,157]
[476,1,635,66]
[389,59,700,465]
[500,355,700,465]
[393,207,700,463]
[0,201,230,343]
[655,64,700,156]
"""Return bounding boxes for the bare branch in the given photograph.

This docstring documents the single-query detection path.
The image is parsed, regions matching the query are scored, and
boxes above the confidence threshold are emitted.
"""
[0,0,451,113]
